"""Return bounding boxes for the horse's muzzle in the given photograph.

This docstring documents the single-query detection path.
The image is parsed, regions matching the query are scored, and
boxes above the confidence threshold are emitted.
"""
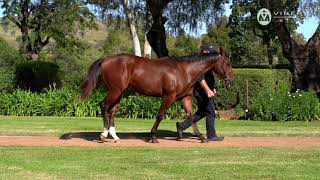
[223,73,234,89]
[224,79,233,89]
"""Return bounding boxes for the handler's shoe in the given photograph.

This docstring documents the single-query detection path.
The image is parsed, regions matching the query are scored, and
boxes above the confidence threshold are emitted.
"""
[207,136,224,141]
[176,122,183,139]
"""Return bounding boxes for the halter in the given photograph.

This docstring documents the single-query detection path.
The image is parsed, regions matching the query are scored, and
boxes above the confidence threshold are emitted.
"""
[216,56,232,80]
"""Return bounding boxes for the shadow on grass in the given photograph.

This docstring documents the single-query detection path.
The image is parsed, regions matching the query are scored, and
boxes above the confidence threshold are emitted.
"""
[59,130,195,142]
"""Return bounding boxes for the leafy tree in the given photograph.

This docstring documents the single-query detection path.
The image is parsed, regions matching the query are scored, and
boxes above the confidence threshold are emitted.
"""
[229,0,320,94]
[89,0,226,58]
[103,27,134,56]
[229,30,267,65]
[88,0,152,57]
[201,16,231,53]
[1,0,96,60]
[0,37,24,92]
[201,15,281,65]
[229,1,279,65]
[167,30,199,57]
[50,40,103,88]
[146,0,226,57]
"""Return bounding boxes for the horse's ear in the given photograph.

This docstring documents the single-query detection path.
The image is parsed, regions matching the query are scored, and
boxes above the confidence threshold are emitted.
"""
[219,47,225,56]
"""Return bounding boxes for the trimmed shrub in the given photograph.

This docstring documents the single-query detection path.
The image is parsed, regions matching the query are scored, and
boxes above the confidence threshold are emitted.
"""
[0,38,24,92]
[16,61,61,92]
[232,64,290,69]
[214,68,292,110]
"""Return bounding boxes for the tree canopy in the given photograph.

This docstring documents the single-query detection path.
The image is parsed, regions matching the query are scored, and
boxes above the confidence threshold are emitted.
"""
[1,0,96,60]
[228,0,319,92]
[0,0,319,94]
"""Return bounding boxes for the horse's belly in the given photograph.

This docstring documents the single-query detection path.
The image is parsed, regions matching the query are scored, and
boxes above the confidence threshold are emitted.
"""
[176,87,193,100]
[129,80,163,97]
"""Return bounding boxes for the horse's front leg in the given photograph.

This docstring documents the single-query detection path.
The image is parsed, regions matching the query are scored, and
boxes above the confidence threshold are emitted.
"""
[149,113,164,143]
[181,96,208,143]
[149,95,175,143]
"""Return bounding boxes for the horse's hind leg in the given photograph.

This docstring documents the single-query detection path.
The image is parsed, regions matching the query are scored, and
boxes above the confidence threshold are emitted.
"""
[108,103,120,142]
[100,99,109,141]
[108,104,118,126]
[100,102,119,142]
[100,90,122,142]
[181,96,208,143]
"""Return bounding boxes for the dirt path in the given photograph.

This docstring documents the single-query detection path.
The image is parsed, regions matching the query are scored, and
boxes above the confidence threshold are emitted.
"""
[0,136,320,147]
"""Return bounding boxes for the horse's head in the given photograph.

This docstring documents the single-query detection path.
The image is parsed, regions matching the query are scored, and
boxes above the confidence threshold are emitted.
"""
[212,47,235,88]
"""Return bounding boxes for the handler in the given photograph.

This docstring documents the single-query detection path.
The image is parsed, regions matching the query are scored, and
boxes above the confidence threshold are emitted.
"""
[176,44,224,141]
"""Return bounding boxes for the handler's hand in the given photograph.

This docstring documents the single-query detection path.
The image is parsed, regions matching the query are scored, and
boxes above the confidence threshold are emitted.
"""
[206,89,216,98]
[213,88,217,95]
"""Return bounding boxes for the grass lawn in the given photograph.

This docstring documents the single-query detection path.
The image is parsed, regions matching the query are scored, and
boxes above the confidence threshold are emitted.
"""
[0,115,320,137]
[0,116,320,179]
[0,146,320,180]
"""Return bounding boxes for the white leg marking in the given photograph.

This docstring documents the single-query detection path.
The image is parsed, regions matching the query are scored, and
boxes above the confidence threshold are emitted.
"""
[109,126,120,140]
[101,128,109,137]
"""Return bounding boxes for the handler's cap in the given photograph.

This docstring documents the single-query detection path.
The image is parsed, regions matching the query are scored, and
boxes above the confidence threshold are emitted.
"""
[200,44,215,53]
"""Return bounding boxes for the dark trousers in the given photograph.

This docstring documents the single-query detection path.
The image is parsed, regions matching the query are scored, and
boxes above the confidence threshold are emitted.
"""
[180,89,217,138]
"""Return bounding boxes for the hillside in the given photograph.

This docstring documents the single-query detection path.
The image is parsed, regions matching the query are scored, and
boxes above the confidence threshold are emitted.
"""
[0,20,108,48]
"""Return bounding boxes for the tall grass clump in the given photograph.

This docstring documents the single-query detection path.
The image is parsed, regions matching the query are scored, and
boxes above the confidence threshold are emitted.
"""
[0,88,185,119]
[0,88,103,117]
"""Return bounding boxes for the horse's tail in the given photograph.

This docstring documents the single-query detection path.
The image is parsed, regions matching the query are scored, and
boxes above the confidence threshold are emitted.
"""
[80,58,104,100]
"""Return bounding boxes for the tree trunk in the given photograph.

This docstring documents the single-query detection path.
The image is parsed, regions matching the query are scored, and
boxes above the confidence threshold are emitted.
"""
[4,0,41,60]
[304,24,320,94]
[146,0,172,58]
[122,0,142,57]
[274,21,320,93]
[143,33,152,58]
[20,27,31,56]
[266,41,273,65]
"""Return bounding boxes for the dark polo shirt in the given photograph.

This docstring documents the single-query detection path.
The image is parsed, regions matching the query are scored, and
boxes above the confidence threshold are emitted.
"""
[194,72,215,95]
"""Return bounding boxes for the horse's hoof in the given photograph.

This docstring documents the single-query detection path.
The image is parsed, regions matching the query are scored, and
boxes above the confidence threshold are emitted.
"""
[145,136,159,143]
[147,138,159,143]
[151,139,159,143]
[113,140,120,144]
[100,135,107,142]
[201,138,209,143]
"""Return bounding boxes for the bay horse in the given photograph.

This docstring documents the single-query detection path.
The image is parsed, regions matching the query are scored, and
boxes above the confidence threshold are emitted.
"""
[81,47,234,143]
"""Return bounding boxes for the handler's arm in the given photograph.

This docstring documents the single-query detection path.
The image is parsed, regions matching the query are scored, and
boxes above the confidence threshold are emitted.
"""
[200,80,215,97]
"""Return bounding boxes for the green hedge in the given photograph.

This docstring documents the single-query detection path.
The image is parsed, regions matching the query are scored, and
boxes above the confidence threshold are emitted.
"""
[214,69,292,110]
[15,61,61,92]
[232,64,290,69]
[2,68,318,121]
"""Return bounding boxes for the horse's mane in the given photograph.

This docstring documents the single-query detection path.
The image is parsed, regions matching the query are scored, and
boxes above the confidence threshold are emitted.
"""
[171,51,221,62]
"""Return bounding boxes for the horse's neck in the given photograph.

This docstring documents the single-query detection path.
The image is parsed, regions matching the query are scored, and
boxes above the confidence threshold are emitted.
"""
[183,60,215,83]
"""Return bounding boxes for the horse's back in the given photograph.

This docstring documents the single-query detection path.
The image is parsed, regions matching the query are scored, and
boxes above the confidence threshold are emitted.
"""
[99,54,184,96]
